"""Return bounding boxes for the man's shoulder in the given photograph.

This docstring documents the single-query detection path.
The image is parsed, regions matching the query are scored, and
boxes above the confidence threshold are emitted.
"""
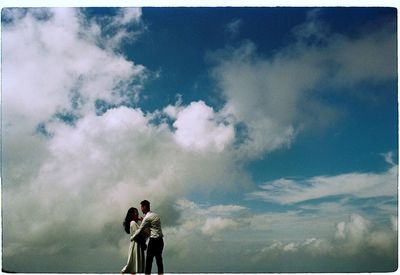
[148,211,158,216]
[147,211,160,219]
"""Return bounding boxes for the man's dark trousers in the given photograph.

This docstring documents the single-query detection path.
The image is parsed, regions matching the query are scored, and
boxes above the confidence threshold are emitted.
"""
[145,237,164,274]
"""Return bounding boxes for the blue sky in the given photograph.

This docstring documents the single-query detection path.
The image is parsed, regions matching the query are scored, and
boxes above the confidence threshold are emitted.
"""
[2,6,398,272]
[127,7,397,176]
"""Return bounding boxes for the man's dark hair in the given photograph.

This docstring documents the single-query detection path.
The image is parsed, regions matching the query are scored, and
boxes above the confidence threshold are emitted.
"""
[141,200,150,210]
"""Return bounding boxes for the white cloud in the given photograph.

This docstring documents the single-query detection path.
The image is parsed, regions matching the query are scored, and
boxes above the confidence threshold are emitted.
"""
[212,41,301,158]
[80,7,143,50]
[171,101,235,152]
[261,238,332,255]
[117,7,142,25]
[3,95,243,256]
[201,217,238,235]
[1,8,242,272]
[333,214,397,256]
[253,213,396,270]
[247,165,397,204]
[2,8,147,202]
[334,214,370,243]
[207,204,248,215]
[168,199,250,237]
[2,8,146,129]
[161,199,252,266]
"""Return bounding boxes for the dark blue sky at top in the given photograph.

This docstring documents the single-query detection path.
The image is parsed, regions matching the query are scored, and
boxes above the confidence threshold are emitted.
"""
[122,8,312,110]
[86,7,397,192]
[120,7,395,111]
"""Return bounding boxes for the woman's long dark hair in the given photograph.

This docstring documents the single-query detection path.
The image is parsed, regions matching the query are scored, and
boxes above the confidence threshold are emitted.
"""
[123,207,138,234]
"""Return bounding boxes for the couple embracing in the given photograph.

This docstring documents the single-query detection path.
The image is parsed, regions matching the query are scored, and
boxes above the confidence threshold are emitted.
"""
[122,200,164,274]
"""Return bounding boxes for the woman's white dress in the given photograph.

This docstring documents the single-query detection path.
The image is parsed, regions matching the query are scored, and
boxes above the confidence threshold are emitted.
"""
[121,221,145,273]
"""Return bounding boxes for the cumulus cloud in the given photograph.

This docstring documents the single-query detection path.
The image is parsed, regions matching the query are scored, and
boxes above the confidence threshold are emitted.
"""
[335,214,370,243]
[162,199,255,271]
[1,8,242,272]
[3,105,241,271]
[2,8,146,132]
[2,7,148,207]
[333,214,397,256]
[171,199,250,235]
[252,213,397,272]
[165,202,396,272]
[2,9,148,270]
[201,217,238,235]
[165,100,235,152]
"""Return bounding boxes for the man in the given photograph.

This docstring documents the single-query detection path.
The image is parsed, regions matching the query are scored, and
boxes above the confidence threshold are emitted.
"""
[132,200,164,275]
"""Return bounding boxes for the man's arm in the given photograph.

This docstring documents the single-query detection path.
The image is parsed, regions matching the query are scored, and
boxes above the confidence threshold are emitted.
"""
[131,216,150,242]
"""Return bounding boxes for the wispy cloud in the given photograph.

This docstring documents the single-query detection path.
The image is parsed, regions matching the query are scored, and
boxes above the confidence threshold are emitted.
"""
[225,18,242,39]
[247,165,397,204]
[211,10,396,159]
[382,151,396,166]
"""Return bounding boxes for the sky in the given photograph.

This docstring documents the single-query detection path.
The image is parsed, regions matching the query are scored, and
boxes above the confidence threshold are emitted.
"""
[1,6,398,273]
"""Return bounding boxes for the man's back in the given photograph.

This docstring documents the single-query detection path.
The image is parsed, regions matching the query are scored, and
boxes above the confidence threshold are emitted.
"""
[143,211,163,239]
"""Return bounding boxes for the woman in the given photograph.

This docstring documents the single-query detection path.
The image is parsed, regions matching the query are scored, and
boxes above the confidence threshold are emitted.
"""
[121,207,146,274]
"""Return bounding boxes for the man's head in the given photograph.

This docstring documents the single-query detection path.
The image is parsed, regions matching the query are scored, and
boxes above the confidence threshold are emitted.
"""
[140,200,151,214]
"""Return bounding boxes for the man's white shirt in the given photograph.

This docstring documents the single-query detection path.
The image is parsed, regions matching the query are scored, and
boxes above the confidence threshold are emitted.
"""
[132,211,163,241]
